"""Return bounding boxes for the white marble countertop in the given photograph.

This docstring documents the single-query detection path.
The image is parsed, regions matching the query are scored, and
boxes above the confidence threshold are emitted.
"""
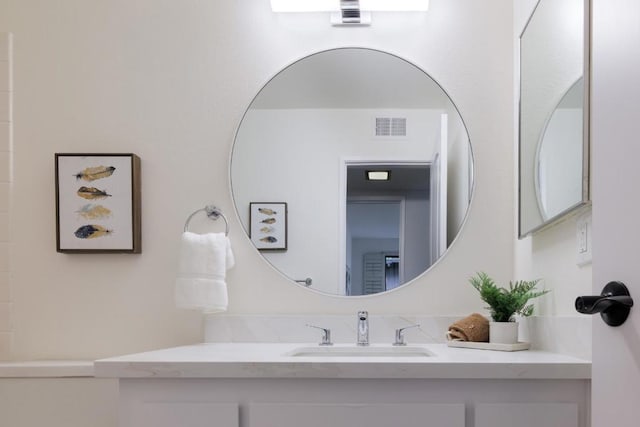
[0,360,95,378]
[94,343,591,380]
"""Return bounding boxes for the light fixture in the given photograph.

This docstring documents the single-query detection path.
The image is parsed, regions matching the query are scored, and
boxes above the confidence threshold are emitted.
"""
[334,0,368,25]
[366,170,391,181]
[270,0,428,25]
[270,0,429,12]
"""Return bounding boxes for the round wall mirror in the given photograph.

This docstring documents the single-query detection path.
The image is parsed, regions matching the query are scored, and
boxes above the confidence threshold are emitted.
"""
[231,48,473,296]
[535,77,584,221]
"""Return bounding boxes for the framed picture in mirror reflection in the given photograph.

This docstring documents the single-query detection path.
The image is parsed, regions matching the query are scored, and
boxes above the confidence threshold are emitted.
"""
[249,202,287,251]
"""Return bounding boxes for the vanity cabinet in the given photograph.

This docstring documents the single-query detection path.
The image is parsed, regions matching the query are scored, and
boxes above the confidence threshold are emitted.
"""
[118,378,587,427]
[96,343,590,427]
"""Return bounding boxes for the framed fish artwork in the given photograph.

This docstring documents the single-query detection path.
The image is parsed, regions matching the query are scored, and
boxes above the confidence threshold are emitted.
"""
[55,153,141,253]
[249,202,287,251]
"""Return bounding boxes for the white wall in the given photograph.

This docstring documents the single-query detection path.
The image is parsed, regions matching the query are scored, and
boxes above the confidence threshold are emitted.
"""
[514,0,592,321]
[0,378,117,427]
[2,0,514,361]
[0,31,11,361]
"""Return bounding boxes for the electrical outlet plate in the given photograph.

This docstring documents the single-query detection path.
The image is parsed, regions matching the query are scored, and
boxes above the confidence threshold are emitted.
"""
[576,211,592,266]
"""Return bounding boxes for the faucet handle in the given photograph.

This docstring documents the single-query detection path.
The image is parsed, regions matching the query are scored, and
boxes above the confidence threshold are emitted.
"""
[393,324,420,346]
[306,324,333,346]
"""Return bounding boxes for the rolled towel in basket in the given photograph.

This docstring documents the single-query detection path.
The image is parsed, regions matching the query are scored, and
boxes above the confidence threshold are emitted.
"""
[446,313,489,342]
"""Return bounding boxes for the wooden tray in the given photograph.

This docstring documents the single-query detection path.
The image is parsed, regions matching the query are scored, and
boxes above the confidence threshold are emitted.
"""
[447,341,530,352]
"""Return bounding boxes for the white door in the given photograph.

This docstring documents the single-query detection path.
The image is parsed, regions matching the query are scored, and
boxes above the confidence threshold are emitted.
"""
[591,0,640,425]
[429,114,448,264]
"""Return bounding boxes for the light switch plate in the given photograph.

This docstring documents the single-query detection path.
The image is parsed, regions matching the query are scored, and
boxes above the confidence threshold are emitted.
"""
[576,211,592,266]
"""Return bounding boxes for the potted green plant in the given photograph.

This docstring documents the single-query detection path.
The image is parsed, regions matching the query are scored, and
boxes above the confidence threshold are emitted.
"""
[469,272,549,344]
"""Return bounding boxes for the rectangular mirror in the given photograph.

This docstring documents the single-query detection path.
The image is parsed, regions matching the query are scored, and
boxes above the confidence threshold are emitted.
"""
[519,0,590,237]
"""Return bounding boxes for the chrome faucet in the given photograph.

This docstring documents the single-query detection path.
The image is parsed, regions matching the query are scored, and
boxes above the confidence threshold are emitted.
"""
[357,311,369,346]
[393,324,420,346]
[306,324,333,346]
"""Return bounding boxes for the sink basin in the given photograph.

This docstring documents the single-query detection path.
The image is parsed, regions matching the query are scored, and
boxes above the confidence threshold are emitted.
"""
[285,345,433,358]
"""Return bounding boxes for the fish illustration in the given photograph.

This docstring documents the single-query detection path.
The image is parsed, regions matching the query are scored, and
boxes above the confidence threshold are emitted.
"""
[74,224,112,239]
[260,218,276,224]
[74,165,116,181]
[259,236,278,243]
[77,186,112,200]
[258,208,277,215]
[76,204,112,220]
[260,226,275,233]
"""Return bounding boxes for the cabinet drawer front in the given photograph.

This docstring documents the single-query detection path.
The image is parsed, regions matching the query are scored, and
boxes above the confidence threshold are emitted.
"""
[129,402,238,427]
[476,403,578,427]
[249,403,465,427]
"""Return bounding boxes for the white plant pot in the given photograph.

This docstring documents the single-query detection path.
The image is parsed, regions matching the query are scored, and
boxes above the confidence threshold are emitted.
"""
[516,315,530,343]
[489,321,519,344]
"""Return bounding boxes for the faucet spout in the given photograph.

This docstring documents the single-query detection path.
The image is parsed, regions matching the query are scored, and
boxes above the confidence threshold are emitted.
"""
[357,311,369,346]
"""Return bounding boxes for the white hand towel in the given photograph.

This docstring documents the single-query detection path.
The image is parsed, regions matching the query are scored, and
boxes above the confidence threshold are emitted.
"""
[175,232,235,313]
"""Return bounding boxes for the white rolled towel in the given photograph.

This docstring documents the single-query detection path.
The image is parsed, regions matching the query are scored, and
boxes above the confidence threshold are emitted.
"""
[175,232,235,313]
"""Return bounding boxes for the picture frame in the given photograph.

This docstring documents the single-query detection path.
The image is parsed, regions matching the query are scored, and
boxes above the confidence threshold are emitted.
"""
[249,202,287,251]
[55,153,141,253]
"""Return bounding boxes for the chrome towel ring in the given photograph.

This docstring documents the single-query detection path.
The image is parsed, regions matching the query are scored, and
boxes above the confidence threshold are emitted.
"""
[183,205,229,236]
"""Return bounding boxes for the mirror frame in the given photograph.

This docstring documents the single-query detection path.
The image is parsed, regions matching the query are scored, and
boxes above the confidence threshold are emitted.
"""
[518,0,591,238]
[230,47,476,297]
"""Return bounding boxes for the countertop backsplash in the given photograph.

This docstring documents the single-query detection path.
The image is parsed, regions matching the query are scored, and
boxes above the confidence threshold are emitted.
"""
[204,314,591,360]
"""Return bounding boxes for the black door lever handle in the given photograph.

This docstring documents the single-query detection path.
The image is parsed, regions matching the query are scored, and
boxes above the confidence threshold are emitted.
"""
[575,281,634,326]
[575,295,634,314]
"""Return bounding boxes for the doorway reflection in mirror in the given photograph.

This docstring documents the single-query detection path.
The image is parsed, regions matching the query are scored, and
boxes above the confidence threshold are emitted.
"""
[346,164,431,296]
